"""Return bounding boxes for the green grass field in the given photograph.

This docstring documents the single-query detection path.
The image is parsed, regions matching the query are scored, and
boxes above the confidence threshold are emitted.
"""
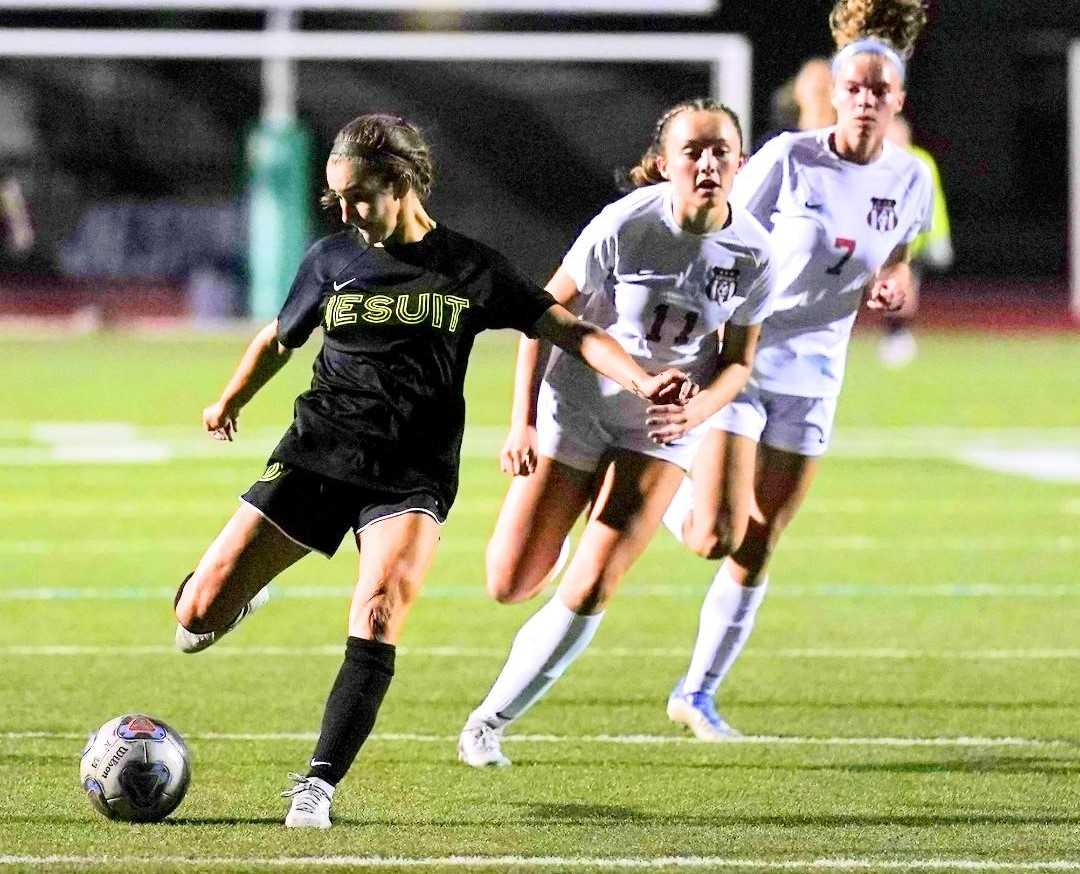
[1,328,1079,873]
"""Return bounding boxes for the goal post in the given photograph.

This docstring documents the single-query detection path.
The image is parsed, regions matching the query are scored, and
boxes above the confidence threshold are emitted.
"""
[1071,40,1080,320]
[0,28,752,317]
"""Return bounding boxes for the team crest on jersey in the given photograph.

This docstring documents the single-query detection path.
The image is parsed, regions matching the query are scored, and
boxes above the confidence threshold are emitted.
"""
[704,266,741,302]
[259,462,285,482]
[867,197,899,232]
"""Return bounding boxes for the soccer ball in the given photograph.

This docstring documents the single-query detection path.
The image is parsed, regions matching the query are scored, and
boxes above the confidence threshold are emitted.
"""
[80,714,191,822]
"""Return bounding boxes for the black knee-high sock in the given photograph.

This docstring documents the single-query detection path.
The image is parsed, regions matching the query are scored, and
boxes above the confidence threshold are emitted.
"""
[307,636,396,786]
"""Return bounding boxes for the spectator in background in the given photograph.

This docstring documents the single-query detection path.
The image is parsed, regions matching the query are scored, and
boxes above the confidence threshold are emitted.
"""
[880,114,954,367]
[0,81,37,265]
[0,173,34,260]
[753,58,838,154]
[793,58,838,130]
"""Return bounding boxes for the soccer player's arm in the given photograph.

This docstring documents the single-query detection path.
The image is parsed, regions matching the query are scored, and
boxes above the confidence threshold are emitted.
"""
[532,305,690,408]
[868,166,936,312]
[203,320,293,442]
[498,266,579,476]
[644,323,761,445]
[203,242,325,441]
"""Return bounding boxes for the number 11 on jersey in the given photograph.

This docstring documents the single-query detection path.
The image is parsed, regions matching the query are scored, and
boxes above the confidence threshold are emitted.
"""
[646,304,699,345]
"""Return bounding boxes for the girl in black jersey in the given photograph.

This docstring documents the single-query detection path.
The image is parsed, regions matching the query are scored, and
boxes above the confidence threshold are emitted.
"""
[171,113,691,829]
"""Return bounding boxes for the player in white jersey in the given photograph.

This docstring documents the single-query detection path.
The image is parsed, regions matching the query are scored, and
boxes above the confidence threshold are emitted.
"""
[457,99,776,767]
[656,0,934,740]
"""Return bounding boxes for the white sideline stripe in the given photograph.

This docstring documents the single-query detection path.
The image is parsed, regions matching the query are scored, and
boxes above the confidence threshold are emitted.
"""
[2,535,1080,553]
[2,582,1078,601]
[1,731,1070,749]
[6,644,1080,661]
[4,422,1080,467]
[1,858,1079,872]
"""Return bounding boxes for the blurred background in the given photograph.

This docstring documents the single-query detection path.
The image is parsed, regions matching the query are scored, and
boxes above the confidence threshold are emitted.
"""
[0,0,1076,331]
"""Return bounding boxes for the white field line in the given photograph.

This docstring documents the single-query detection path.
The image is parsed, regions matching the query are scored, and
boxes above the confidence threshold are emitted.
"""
[2,858,1080,872]
[3,535,1080,554]
[6,496,1066,517]
[2,582,1078,601]
[3,423,1080,466]
[0,731,1072,750]
[5,644,1080,661]
[1,857,1079,872]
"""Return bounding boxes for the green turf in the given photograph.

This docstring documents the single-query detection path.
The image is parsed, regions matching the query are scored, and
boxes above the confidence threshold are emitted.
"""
[1,329,1078,873]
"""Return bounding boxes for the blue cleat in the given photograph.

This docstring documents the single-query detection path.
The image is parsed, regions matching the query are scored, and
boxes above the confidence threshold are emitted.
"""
[666,677,742,741]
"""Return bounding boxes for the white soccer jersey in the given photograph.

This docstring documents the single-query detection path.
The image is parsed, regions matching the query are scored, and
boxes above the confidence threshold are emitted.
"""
[546,182,775,403]
[732,128,933,398]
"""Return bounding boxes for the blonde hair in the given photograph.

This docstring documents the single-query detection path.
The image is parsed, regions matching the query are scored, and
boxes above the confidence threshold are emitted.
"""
[829,0,927,59]
[624,98,743,190]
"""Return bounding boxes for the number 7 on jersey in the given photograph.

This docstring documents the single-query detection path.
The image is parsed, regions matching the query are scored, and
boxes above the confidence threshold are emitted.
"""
[826,237,856,275]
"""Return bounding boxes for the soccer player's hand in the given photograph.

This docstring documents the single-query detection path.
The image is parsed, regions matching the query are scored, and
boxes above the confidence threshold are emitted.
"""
[645,392,709,445]
[866,261,912,312]
[203,400,239,442]
[636,368,697,405]
[500,423,539,476]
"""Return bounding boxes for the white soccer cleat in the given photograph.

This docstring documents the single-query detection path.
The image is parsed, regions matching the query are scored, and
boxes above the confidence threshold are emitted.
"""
[282,773,334,829]
[458,721,511,768]
[174,586,270,654]
[878,329,918,368]
[666,677,742,742]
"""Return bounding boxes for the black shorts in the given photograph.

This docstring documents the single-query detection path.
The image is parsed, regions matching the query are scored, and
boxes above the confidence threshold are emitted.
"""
[240,460,446,558]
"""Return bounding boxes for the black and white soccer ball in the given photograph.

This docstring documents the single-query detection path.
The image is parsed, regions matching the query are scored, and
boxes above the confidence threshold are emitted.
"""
[80,714,191,822]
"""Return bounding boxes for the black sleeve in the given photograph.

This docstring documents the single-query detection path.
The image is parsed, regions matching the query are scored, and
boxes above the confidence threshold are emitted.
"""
[480,256,558,338]
[276,246,327,348]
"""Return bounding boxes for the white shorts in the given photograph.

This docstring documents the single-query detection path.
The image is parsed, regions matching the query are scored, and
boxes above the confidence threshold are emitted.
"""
[536,380,707,473]
[709,382,838,457]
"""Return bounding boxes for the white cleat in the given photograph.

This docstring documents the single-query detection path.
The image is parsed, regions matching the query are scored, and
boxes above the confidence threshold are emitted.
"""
[282,773,334,829]
[174,586,270,654]
[878,329,918,368]
[458,722,511,768]
[666,677,742,742]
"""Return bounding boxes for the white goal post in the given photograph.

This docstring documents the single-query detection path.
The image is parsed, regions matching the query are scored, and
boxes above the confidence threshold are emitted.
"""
[6,0,719,11]
[0,27,751,315]
[0,29,752,136]
[1071,41,1080,320]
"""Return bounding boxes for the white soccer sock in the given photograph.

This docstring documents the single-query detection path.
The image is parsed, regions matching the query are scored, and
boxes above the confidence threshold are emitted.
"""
[470,595,604,730]
[682,564,768,697]
[662,476,694,544]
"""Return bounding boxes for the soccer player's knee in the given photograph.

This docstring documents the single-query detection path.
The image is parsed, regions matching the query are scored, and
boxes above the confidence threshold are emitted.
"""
[358,565,420,639]
[485,576,524,605]
[686,519,740,561]
[484,553,536,605]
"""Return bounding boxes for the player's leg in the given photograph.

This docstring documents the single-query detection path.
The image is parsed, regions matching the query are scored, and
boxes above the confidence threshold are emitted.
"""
[668,446,818,740]
[663,430,759,739]
[485,455,595,604]
[286,509,441,828]
[460,450,683,766]
[679,428,757,559]
[669,394,830,740]
[175,462,347,653]
[173,502,308,650]
[662,386,765,557]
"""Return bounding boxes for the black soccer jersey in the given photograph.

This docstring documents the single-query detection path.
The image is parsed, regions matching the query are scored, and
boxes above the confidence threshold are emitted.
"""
[270,224,556,514]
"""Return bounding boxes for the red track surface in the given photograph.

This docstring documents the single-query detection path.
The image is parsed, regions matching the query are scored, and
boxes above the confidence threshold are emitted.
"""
[2,273,1078,332]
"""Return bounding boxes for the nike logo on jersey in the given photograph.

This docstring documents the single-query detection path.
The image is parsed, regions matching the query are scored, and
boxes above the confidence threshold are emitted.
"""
[333,277,357,291]
[804,201,824,210]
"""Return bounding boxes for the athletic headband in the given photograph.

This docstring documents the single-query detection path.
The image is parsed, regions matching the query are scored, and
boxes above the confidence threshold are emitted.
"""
[832,38,906,83]
[329,142,373,160]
